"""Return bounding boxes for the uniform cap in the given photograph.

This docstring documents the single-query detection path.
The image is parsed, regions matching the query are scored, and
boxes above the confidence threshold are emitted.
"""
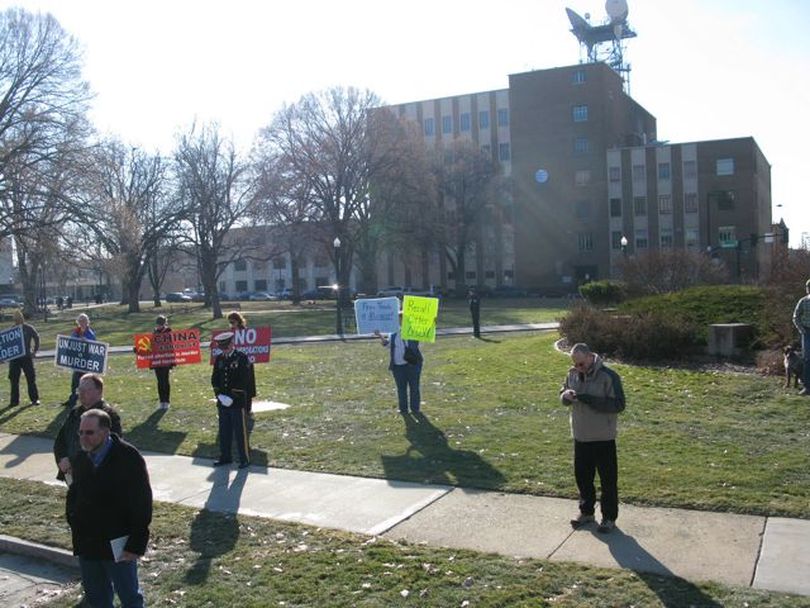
[215,331,234,345]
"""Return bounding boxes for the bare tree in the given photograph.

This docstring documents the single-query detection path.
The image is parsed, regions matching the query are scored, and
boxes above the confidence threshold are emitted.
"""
[174,122,256,319]
[618,249,729,296]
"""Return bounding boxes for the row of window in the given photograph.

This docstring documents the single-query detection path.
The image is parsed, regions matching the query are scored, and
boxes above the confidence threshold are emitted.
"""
[424,108,509,136]
[608,158,734,182]
[577,229,691,252]
[608,193,699,217]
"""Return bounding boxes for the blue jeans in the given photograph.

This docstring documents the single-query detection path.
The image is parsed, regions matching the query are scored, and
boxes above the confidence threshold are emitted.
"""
[802,332,810,388]
[391,364,421,413]
[79,557,144,608]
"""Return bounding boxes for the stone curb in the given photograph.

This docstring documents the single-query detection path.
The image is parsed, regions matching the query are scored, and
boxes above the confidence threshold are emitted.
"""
[0,534,78,570]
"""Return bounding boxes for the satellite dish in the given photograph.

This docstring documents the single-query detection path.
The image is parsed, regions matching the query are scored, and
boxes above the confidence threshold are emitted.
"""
[605,0,628,23]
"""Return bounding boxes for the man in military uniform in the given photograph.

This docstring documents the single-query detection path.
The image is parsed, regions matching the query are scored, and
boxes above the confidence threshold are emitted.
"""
[210,332,252,468]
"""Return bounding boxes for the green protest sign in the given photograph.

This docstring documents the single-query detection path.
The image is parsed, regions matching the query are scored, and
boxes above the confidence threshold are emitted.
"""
[400,295,439,342]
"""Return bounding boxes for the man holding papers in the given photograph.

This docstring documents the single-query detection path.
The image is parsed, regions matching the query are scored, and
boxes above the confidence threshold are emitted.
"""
[66,409,152,608]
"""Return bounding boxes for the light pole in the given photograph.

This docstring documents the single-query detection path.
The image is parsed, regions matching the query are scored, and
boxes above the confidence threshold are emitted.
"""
[620,235,628,257]
[333,236,342,335]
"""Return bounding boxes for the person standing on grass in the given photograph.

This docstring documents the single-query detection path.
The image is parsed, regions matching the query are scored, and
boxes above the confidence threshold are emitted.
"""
[227,311,257,415]
[151,315,174,410]
[792,278,810,395]
[374,310,424,415]
[8,309,40,407]
[64,313,96,408]
[66,409,152,608]
[560,342,626,534]
[54,373,123,484]
[468,288,481,338]
[211,331,252,469]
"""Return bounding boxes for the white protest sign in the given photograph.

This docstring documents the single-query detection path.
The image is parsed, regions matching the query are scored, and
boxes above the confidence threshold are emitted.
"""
[354,297,400,335]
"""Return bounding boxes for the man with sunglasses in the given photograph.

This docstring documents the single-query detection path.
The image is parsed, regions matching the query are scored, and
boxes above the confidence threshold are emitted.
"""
[66,409,152,608]
[560,342,626,533]
[54,373,122,483]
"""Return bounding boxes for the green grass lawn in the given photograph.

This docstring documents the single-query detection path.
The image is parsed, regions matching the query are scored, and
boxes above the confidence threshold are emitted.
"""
[24,297,568,346]
[2,477,805,608]
[2,330,807,518]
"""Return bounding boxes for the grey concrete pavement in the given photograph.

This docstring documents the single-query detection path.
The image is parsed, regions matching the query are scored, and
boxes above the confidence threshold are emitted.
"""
[0,549,77,607]
[1,429,809,598]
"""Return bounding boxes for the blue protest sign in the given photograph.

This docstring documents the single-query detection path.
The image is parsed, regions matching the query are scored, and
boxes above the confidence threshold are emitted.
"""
[0,326,25,363]
[54,334,109,374]
[354,297,400,335]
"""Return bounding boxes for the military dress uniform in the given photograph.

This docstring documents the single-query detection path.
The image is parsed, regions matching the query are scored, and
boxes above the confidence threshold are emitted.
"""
[211,336,252,468]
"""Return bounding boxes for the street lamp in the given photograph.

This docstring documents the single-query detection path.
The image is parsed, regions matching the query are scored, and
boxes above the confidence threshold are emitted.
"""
[333,236,342,335]
[620,235,628,257]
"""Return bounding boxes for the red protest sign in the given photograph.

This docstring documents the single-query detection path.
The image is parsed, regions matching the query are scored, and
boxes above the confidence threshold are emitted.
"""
[209,326,272,364]
[134,328,202,369]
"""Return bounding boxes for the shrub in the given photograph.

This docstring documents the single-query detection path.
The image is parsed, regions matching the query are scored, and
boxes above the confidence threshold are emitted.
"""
[618,249,728,297]
[579,280,625,306]
[756,349,785,378]
[559,304,700,360]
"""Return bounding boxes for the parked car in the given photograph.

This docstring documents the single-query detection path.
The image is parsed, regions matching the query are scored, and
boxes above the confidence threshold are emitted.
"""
[277,287,293,300]
[377,286,405,297]
[0,297,19,308]
[248,291,278,301]
[165,292,192,302]
[491,285,529,298]
[182,289,206,302]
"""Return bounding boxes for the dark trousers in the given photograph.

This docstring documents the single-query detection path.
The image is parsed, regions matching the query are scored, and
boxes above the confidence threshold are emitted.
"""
[471,309,480,337]
[154,367,171,403]
[802,332,810,387]
[391,363,421,413]
[8,355,38,405]
[574,439,618,521]
[217,404,250,464]
[67,371,83,408]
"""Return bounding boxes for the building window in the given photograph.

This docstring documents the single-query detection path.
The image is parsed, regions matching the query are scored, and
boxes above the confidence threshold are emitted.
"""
[683,160,697,179]
[235,280,248,292]
[718,225,737,247]
[219,281,226,292]
[497,108,509,126]
[574,169,591,186]
[479,110,489,129]
[498,142,511,161]
[658,162,671,180]
[460,112,471,132]
[635,229,648,249]
[254,279,267,291]
[465,271,476,279]
[504,269,514,278]
[574,137,590,154]
[480,144,491,157]
[716,158,734,176]
[684,192,698,213]
[424,117,435,136]
[660,229,674,248]
[632,164,645,182]
[575,200,591,219]
[572,69,586,84]
[234,259,247,272]
[609,198,622,217]
[633,196,647,216]
[685,228,699,249]
[611,231,623,250]
[253,259,266,272]
[609,166,621,182]
[572,105,588,122]
[272,257,286,269]
[485,270,495,279]
[578,232,593,251]
[442,115,452,134]
[658,194,672,215]
[709,190,736,210]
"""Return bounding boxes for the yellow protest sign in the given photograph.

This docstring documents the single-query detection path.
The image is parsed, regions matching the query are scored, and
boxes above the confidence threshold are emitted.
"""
[400,295,439,342]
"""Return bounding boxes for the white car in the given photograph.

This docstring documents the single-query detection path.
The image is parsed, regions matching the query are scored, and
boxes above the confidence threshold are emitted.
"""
[248,291,277,301]
[0,297,19,308]
[376,286,404,297]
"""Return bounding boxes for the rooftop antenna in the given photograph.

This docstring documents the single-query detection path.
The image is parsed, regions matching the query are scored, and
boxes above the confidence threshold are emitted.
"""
[566,0,636,93]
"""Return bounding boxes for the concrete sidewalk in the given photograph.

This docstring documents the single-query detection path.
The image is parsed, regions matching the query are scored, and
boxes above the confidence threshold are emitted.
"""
[0,432,808,598]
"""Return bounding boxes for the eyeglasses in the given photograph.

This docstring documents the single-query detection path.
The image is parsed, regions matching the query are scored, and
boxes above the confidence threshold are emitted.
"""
[77,429,104,436]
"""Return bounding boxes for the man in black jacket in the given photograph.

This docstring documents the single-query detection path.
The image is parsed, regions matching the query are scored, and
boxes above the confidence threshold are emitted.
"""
[211,331,252,468]
[67,409,152,608]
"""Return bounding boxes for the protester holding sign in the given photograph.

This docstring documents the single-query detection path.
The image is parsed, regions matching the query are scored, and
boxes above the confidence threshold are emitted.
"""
[151,316,174,410]
[374,310,424,415]
[8,309,40,407]
[227,311,257,415]
[210,332,251,469]
[64,314,96,408]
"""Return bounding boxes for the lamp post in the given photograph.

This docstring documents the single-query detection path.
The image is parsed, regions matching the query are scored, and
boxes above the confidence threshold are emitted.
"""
[620,235,628,257]
[333,236,342,335]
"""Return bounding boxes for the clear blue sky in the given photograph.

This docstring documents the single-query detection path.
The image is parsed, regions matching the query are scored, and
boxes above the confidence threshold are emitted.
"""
[5,0,810,244]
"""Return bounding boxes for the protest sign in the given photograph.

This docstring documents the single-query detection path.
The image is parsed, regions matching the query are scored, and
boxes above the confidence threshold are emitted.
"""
[0,325,25,363]
[354,297,400,334]
[54,335,109,374]
[133,328,202,369]
[209,326,272,364]
[400,295,439,342]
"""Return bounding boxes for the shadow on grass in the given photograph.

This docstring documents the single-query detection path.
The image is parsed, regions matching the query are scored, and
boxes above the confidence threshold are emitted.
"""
[476,336,501,343]
[381,412,506,489]
[592,527,723,607]
[127,409,187,454]
[0,402,38,427]
[184,467,248,585]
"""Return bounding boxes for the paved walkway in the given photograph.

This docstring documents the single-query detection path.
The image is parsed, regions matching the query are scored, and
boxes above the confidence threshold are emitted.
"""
[0,431,808,598]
